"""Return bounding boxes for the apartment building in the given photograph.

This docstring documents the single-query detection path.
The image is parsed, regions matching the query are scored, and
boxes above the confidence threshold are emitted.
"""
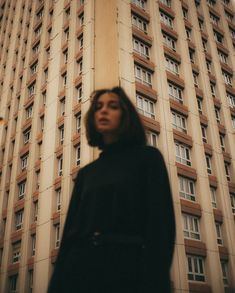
[0,0,234,292]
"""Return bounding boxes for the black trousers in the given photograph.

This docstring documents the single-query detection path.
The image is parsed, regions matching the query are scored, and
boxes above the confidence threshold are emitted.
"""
[48,244,143,293]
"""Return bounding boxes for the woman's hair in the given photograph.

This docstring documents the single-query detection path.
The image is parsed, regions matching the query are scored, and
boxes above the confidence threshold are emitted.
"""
[85,86,147,149]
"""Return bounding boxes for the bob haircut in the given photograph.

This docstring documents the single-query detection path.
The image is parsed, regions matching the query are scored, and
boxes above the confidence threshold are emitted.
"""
[85,86,147,149]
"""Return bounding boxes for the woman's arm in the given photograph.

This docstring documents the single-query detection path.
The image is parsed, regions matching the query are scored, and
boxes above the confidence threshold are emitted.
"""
[142,148,175,293]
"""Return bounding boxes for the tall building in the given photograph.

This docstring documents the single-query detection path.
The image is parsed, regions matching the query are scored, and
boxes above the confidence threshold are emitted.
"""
[0,0,235,292]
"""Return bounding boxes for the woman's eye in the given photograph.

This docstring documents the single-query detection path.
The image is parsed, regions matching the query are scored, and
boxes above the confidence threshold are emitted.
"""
[109,103,120,109]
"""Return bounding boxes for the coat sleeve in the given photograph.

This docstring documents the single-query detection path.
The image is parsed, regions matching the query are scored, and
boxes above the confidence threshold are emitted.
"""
[142,148,175,293]
[47,168,84,293]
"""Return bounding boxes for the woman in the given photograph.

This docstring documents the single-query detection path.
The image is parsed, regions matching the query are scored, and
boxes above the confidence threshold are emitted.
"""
[48,87,175,293]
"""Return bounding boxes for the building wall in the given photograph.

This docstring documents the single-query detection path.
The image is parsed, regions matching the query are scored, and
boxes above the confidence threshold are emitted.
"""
[0,0,235,292]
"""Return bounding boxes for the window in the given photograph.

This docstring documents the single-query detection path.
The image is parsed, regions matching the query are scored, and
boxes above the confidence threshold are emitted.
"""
[64,27,69,41]
[179,176,196,201]
[160,0,171,7]
[9,274,18,293]
[28,270,34,293]
[28,82,36,97]
[215,107,221,123]
[189,49,195,63]
[182,8,188,19]
[210,82,216,96]
[165,57,179,75]
[192,72,199,87]
[76,114,81,132]
[134,65,152,87]
[30,62,38,74]
[146,131,158,148]
[202,39,207,52]
[12,242,21,264]
[15,210,24,230]
[172,111,187,133]
[79,13,84,26]
[160,11,173,28]
[229,28,235,38]
[26,105,33,119]
[32,42,40,54]
[220,260,229,287]
[131,14,148,33]
[76,144,81,166]
[222,71,232,86]
[78,35,83,50]
[225,10,233,22]
[198,19,204,30]
[131,0,146,9]
[197,98,203,114]
[37,8,43,20]
[175,142,191,166]
[162,33,176,51]
[56,189,61,211]
[31,234,36,256]
[58,156,63,176]
[23,128,31,144]
[40,116,44,132]
[63,49,68,64]
[205,155,212,174]
[230,192,235,214]
[183,214,200,240]
[136,94,155,119]
[34,25,42,37]
[59,125,64,145]
[55,224,60,248]
[168,83,183,103]
[219,134,225,151]
[232,116,235,128]
[76,85,83,102]
[18,181,26,199]
[206,60,212,73]
[210,187,217,208]
[62,73,67,87]
[77,60,83,75]
[133,38,150,59]
[33,201,38,222]
[187,255,205,282]
[60,98,65,116]
[21,154,29,170]
[186,28,191,40]
[201,125,207,143]
[210,13,220,25]
[218,50,228,64]
[207,0,216,6]
[224,162,231,181]
[214,31,223,44]
[215,222,223,245]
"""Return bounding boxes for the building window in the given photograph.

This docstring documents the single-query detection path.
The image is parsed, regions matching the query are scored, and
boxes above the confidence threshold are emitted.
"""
[136,94,155,119]
[55,224,60,248]
[59,125,64,145]
[76,114,81,132]
[168,83,183,103]
[220,260,229,288]
[160,11,173,28]
[134,64,152,87]
[218,50,228,64]
[30,62,38,75]
[9,274,18,293]
[12,242,21,263]
[21,154,29,170]
[15,210,24,230]
[175,142,191,166]
[78,35,83,50]
[187,255,205,282]
[207,0,216,7]
[179,176,195,201]
[201,125,207,143]
[210,13,220,25]
[189,49,195,63]
[23,128,31,144]
[26,105,33,119]
[219,134,225,152]
[215,107,221,123]
[58,156,63,176]
[133,38,150,59]
[40,116,44,132]
[229,27,235,38]
[192,72,199,87]
[186,28,192,40]
[225,10,233,22]
[206,60,212,73]
[160,0,171,7]
[131,14,148,33]
[77,60,83,75]
[75,144,81,166]
[162,33,176,51]
[64,27,69,41]
[131,0,146,9]
[165,57,179,75]
[76,85,83,102]
[33,201,38,222]
[215,222,223,245]
[63,49,68,64]
[202,39,207,52]
[214,31,223,44]
[222,71,233,86]
[183,214,200,240]
[28,82,36,97]
[210,82,216,97]
[56,189,61,211]
[230,192,235,214]
[197,98,203,114]
[227,92,235,108]
[146,131,158,148]
[32,42,40,54]
[210,187,217,208]
[31,234,36,256]
[198,19,204,30]
[224,162,231,181]
[172,111,187,133]
[34,25,42,37]
[232,116,235,128]
[60,98,65,116]
[18,181,26,200]
[28,270,34,293]
[182,7,188,19]
[205,155,212,174]
[79,13,84,26]
[62,73,67,87]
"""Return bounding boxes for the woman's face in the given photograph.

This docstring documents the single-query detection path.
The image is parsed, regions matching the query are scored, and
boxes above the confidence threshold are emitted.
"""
[94,92,122,139]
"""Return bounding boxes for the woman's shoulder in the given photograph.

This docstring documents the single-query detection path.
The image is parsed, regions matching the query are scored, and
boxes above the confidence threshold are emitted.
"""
[135,145,163,158]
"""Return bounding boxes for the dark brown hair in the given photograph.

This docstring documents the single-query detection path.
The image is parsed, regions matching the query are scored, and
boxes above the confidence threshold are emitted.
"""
[85,86,146,149]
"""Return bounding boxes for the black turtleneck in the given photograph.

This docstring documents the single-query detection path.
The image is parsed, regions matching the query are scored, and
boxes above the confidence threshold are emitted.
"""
[48,143,175,293]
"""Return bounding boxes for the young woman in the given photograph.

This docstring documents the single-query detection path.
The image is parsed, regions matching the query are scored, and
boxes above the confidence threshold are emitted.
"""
[48,87,175,293]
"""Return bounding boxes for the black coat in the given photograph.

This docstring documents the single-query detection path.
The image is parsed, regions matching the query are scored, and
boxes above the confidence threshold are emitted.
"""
[48,143,175,293]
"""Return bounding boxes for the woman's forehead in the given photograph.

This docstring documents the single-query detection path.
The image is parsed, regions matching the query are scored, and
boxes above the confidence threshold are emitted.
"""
[97,92,119,102]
